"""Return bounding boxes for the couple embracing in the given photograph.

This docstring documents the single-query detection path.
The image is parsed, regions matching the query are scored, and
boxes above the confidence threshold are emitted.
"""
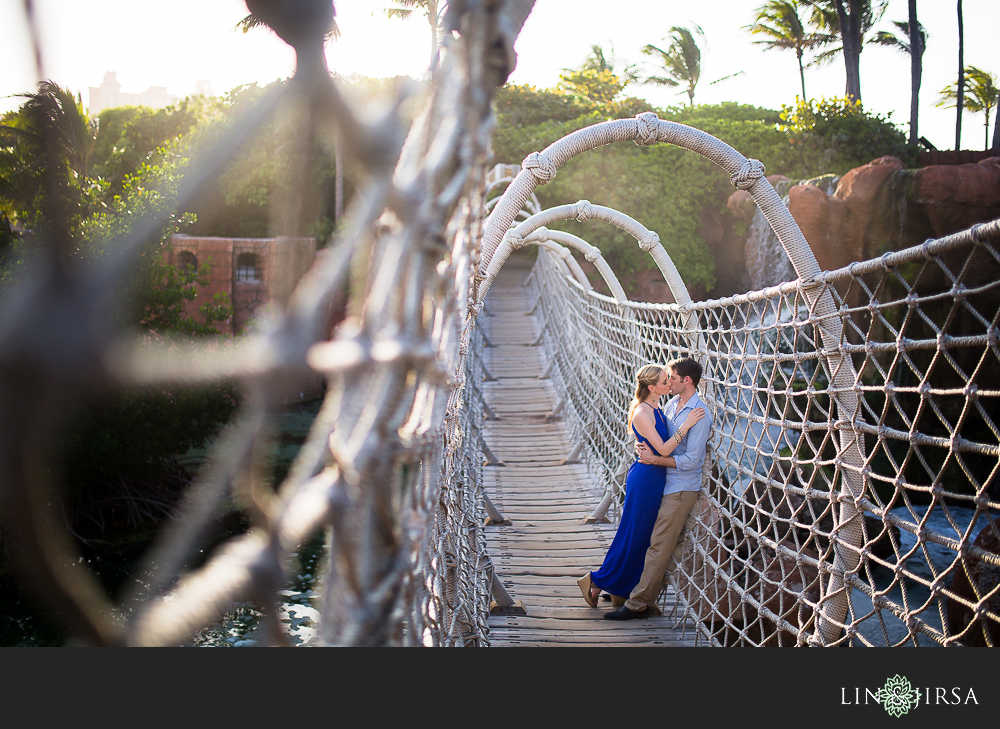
[578,357,712,620]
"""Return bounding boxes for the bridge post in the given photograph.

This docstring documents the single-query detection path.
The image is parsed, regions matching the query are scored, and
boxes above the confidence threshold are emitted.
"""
[583,454,629,524]
[480,436,504,467]
[488,566,526,615]
[483,493,512,526]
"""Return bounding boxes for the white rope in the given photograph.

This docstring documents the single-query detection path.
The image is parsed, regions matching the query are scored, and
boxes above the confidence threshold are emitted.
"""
[523,218,1000,647]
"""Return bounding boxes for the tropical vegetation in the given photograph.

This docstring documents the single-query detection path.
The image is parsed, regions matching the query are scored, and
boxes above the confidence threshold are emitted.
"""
[0,3,933,543]
[641,26,706,107]
[938,66,999,150]
[745,0,829,103]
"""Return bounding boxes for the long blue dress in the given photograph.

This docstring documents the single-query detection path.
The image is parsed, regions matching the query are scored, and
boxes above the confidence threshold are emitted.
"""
[589,405,673,598]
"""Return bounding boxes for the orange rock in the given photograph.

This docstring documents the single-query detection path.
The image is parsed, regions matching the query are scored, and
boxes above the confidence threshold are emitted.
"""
[726,174,793,225]
[787,183,849,273]
[726,189,755,224]
[913,161,1000,238]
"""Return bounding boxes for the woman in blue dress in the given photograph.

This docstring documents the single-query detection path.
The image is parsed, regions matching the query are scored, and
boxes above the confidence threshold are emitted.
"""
[577,363,705,607]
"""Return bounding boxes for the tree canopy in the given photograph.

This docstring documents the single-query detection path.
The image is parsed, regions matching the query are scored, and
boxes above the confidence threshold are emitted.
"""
[641,26,706,107]
[938,66,999,150]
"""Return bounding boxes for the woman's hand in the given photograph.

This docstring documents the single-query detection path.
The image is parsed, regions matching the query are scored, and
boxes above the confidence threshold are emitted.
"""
[682,407,705,431]
[636,442,658,465]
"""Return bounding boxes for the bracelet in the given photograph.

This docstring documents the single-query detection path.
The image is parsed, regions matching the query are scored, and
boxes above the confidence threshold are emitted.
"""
[674,430,683,443]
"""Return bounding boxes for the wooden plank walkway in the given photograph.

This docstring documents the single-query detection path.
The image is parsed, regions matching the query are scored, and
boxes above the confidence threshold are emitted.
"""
[482,257,700,647]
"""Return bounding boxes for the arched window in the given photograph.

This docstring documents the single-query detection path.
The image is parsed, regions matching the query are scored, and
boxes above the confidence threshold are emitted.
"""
[175,250,198,272]
[236,252,261,283]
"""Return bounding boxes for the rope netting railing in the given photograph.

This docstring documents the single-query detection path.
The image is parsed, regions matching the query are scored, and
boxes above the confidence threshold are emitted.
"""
[526,219,1000,647]
[0,0,536,646]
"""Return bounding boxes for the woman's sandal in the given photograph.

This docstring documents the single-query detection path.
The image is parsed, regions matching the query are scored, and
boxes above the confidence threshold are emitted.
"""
[577,573,600,608]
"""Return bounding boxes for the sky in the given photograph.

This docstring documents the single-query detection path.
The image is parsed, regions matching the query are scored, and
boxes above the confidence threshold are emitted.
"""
[1,0,998,151]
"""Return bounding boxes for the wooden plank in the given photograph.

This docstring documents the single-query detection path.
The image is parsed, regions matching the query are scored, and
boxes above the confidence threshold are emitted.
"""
[482,265,699,648]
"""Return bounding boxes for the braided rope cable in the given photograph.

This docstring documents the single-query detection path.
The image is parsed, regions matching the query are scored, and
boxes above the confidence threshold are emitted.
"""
[0,0,536,647]
[480,112,866,644]
[525,218,1000,646]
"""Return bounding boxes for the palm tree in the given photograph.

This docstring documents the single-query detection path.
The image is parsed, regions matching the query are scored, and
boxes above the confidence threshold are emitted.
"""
[237,6,344,221]
[10,80,96,179]
[869,13,927,147]
[383,1,448,72]
[746,0,830,102]
[580,44,639,84]
[955,0,964,149]
[641,26,706,107]
[0,80,97,241]
[236,12,340,42]
[938,66,999,150]
[556,44,639,107]
[803,0,888,103]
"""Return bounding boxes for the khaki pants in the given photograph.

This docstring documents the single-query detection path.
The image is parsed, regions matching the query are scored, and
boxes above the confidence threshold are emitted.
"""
[624,490,699,612]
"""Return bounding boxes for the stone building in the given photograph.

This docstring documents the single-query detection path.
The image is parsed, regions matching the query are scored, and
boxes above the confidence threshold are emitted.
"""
[88,71,178,114]
[166,234,325,400]
[166,234,318,335]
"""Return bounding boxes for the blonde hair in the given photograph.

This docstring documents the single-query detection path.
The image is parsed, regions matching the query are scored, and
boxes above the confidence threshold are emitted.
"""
[629,363,667,419]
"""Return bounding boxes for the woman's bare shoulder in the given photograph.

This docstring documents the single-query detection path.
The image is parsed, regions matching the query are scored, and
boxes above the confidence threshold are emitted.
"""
[631,404,656,427]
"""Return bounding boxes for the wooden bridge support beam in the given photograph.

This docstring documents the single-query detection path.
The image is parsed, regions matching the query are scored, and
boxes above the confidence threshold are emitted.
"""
[483,493,512,526]
[583,454,630,524]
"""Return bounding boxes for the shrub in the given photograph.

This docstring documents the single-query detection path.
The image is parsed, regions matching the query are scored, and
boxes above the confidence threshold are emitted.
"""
[778,96,918,176]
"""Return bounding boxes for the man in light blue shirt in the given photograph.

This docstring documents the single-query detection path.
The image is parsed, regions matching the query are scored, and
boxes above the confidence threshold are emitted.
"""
[605,356,713,620]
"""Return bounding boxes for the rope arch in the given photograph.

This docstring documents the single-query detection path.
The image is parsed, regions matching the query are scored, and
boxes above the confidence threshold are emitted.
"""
[484,162,541,222]
[479,112,865,645]
[532,238,593,291]
[477,201,689,307]
[526,228,626,303]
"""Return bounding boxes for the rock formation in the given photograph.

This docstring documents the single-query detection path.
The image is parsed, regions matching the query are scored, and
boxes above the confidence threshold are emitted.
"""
[726,156,1000,288]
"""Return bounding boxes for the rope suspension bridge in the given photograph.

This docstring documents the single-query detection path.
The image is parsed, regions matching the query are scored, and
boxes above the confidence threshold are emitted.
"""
[1,0,997,647]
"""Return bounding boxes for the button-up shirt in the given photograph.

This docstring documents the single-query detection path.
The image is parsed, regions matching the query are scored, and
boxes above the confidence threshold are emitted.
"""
[662,391,712,495]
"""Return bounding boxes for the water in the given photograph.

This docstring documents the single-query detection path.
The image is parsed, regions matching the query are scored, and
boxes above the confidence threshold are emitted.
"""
[188,398,326,647]
[712,301,813,499]
[188,533,324,647]
[848,504,998,647]
[743,175,840,291]
[745,207,797,291]
[0,397,327,647]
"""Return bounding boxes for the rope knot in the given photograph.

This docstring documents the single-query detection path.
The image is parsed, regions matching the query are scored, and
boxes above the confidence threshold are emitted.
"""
[635,111,660,146]
[575,200,593,222]
[638,230,660,252]
[534,226,550,242]
[506,230,525,249]
[584,248,601,263]
[522,151,557,184]
[730,158,765,190]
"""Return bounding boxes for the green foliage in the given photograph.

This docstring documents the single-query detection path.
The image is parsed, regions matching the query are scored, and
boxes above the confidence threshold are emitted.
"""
[492,70,920,296]
[0,81,101,241]
[938,66,999,149]
[0,82,241,540]
[58,380,241,494]
[95,101,202,195]
[179,82,343,239]
[778,96,916,174]
[558,68,630,107]
[493,89,800,292]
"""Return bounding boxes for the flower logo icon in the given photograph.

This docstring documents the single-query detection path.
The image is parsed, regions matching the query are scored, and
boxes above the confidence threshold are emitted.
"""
[877,675,920,717]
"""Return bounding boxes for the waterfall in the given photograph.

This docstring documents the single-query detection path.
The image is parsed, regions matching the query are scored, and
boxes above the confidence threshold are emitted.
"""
[715,301,814,499]
[743,175,839,291]
[744,207,796,291]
